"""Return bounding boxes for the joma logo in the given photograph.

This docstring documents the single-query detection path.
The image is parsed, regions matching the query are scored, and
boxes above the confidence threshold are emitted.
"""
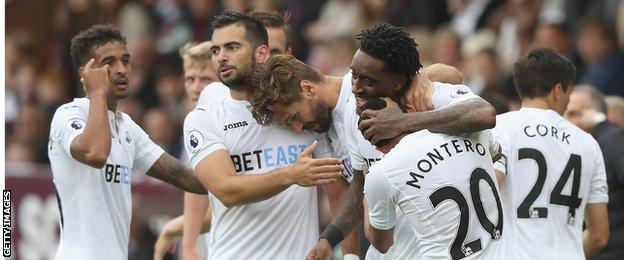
[223,121,249,131]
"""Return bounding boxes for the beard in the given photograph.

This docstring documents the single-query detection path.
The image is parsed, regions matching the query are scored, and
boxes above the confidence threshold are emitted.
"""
[219,57,254,91]
[306,99,332,133]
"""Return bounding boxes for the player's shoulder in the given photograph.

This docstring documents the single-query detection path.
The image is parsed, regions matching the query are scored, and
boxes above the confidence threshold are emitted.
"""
[197,82,230,105]
[51,98,89,126]
[432,81,473,96]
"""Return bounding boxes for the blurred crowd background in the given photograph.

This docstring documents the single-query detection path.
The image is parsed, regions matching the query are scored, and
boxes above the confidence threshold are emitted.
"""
[5,0,624,259]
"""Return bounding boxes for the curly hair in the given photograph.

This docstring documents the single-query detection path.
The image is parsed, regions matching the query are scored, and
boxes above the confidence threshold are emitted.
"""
[70,24,126,70]
[250,55,324,125]
[356,22,422,82]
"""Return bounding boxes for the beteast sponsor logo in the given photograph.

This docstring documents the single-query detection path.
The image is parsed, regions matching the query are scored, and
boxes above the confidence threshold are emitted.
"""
[223,121,249,131]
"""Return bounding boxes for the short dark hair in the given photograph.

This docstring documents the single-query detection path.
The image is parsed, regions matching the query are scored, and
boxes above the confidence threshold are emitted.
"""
[212,10,268,49]
[513,48,576,99]
[356,22,422,82]
[70,24,127,69]
[248,10,292,50]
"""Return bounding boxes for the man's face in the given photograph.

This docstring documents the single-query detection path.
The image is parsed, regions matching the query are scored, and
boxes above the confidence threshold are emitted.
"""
[272,94,332,133]
[350,49,403,111]
[565,91,593,131]
[210,24,256,88]
[184,63,218,102]
[90,41,132,99]
[266,26,291,55]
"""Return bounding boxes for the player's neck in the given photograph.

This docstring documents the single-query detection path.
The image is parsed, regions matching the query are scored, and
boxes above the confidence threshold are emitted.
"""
[323,75,344,109]
[522,97,555,112]
[230,89,250,101]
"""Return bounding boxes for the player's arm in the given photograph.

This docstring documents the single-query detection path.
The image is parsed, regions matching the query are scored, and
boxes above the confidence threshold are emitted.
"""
[422,63,463,84]
[146,153,207,194]
[363,168,397,254]
[360,97,496,145]
[182,193,210,260]
[195,141,342,207]
[310,169,365,259]
[154,203,211,260]
[583,203,609,259]
[70,59,112,168]
[363,199,394,254]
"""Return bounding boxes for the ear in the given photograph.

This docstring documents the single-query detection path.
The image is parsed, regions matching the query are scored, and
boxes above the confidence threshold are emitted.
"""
[286,47,293,55]
[79,66,85,79]
[300,80,316,97]
[551,83,564,102]
[255,44,270,63]
[392,75,408,92]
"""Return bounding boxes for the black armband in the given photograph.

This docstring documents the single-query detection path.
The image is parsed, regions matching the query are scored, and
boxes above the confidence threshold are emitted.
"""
[319,224,345,248]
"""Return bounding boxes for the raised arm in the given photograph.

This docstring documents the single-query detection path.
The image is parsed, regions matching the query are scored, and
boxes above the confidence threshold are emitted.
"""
[146,153,207,194]
[195,141,342,207]
[70,59,112,168]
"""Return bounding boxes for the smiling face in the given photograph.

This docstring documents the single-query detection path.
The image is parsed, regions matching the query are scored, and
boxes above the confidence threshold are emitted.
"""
[350,49,405,111]
[89,41,132,99]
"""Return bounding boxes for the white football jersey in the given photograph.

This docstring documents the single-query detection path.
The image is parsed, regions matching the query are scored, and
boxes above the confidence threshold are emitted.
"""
[183,95,333,260]
[327,72,356,183]
[48,98,164,260]
[365,131,506,260]
[342,81,498,259]
[492,107,609,260]
[197,82,231,105]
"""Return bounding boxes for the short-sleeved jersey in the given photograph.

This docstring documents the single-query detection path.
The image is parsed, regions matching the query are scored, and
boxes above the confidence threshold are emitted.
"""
[197,82,231,105]
[183,95,333,260]
[48,98,164,260]
[365,131,506,260]
[492,108,609,260]
[342,81,498,259]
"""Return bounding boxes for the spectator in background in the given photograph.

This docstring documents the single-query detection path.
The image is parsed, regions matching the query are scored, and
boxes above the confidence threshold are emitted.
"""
[143,108,181,156]
[605,95,624,129]
[566,86,624,260]
[13,104,49,163]
[431,26,463,70]
[577,17,624,97]
[533,21,584,72]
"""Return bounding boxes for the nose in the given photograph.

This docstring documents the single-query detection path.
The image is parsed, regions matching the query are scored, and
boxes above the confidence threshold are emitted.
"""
[290,122,304,133]
[216,50,229,64]
[116,61,129,77]
[351,78,362,95]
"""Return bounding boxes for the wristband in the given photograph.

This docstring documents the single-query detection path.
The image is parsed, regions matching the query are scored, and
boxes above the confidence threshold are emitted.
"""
[319,225,345,248]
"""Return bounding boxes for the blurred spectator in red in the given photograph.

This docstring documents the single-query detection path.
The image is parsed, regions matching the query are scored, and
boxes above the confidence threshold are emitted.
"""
[577,17,624,97]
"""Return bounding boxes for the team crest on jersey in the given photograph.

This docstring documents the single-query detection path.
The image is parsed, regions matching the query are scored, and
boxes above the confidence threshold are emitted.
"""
[66,119,86,131]
[125,131,132,144]
[188,130,204,153]
[451,87,469,98]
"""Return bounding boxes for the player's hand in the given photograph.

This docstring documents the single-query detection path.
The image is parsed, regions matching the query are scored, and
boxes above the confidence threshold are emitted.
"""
[182,247,202,260]
[359,98,407,145]
[289,141,343,187]
[403,71,433,112]
[153,226,178,260]
[81,58,111,96]
[306,238,332,260]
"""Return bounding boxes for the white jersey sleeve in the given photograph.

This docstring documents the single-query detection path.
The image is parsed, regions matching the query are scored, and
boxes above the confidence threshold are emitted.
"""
[364,167,398,230]
[183,107,226,170]
[492,115,512,174]
[431,82,480,109]
[55,105,88,157]
[197,82,231,106]
[125,116,165,173]
[588,141,609,204]
[343,97,367,171]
